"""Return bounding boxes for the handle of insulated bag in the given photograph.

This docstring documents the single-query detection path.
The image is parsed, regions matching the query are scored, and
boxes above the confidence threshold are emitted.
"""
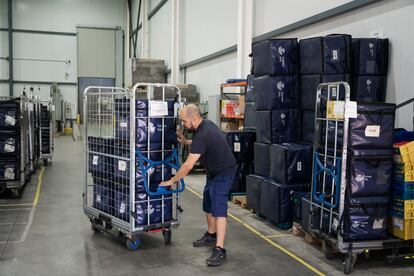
[136,148,185,197]
[312,152,342,209]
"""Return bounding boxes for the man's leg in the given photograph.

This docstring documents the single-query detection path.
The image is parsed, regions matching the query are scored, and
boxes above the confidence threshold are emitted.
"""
[215,217,226,248]
[207,213,216,234]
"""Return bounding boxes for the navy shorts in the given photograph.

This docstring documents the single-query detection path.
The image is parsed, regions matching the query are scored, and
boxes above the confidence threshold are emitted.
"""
[203,168,236,218]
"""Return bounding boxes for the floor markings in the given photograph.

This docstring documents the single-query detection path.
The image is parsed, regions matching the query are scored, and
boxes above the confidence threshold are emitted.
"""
[185,186,325,276]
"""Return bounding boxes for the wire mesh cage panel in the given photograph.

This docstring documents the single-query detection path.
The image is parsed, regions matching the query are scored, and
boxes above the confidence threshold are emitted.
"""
[83,85,184,242]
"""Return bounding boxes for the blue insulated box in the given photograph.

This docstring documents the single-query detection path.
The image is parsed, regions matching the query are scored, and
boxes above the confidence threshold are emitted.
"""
[246,74,255,102]
[269,143,312,185]
[301,109,316,144]
[0,100,19,128]
[349,103,395,149]
[244,102,257,131]
[0,159,19,181]
[231,162,255,193]
[352,38,389,75]
[0,133,18,155]
[352,75,387,102]
[260,178,306,224]
[255,75,299,111]
[344,196,389,241]
[300,74,322,110]
[246,174,263,212]
[349,149,393,197]
[222,130,256,163]
[256,110,271,144]
[271,109,300,144]
[92,177,113,214]
[252,39,299,76]
[300,35,351,74]
[254,143,270,177]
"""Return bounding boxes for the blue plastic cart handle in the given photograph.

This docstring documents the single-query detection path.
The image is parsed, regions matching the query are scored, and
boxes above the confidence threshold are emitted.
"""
[312,152,342,209]
[136,148,186,197]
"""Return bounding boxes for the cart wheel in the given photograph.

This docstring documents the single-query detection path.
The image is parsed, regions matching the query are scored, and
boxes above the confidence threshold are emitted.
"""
[322,241,336,260]
[126,238,141,250]
[344,254,356,275]
[162,229,172,245]
[43,159,49,166]
[91,223,100,233]
[10,188,23,199]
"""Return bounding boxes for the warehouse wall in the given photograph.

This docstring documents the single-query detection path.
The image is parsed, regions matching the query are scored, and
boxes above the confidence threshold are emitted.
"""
[0,0,126,111]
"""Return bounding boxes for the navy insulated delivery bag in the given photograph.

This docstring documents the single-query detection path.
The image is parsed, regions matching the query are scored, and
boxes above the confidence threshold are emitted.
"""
[93,178,113,214]
[269,143,312,185]
[352,38,389,75]
[252,39,299,76]
[246,74,255,102]
[300,35,351,74]
[271,109,300,144]
[260,178,306,224]
[301,110,316,144]
[343,196,389,241]
[0,159,19,181]
[222,130,256,163]
[352,75,387,102]
[349,103,395,149]
[256,110,271,144]
[255,75,299,111]
[300,74,322,110]
[244,102,256,131]
[254,143,270,177]
[246,174,263,212]
[231,162,254,193]
[0,133,18,155]
[349,149,393,197]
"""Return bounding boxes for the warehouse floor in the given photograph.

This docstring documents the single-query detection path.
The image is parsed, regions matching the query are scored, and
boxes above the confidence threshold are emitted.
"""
[1,137,414,275]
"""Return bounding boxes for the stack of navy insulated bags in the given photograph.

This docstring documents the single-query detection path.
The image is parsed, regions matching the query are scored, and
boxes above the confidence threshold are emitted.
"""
[343,103,395,241]
[245,38,310,229]
[88,98,175,226]
[351,38,389,102]
[299,34,352,144]
[0,99,21,182]
[222,131,255,194]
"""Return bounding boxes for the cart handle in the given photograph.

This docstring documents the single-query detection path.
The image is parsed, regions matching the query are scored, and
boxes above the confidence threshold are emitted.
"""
[312,152,342,209]
[136,148,185,196]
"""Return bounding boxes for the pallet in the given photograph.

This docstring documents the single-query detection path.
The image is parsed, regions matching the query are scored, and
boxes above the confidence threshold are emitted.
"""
[232,195,248,209]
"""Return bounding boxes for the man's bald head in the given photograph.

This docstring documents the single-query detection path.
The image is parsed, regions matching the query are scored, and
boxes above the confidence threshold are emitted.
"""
[179,103,202,131]
[181,104,201,118]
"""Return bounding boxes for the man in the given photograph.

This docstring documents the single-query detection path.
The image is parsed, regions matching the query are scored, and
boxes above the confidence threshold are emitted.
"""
[160,104,236,267]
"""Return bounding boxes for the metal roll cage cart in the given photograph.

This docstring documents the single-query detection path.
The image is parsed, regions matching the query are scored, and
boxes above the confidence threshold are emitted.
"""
[308,82,414,274]
[83,83,185,250]
[40,98,54,165]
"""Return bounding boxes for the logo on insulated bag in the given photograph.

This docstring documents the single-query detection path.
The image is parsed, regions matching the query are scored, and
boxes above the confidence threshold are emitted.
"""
[369,42,375,56]
[366,79,372,94]
[280,113,286,126]
[278,46,286,67]
[277,81,285,102]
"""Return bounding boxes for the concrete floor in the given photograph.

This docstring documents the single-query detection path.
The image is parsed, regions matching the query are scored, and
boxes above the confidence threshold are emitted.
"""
[1,136,414,275]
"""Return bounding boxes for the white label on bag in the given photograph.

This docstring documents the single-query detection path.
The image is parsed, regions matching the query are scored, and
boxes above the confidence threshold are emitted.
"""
[96,195,101,203]
[234,142,241,152]
[365,125,380,137]
[4,143,15,153]
[120,122,127,128]
[332,218,339,231]
[149,101,168,117]
[345,101,358,118]
[5,115,16,126]
[373,218,385,229]
[92,155,99,165]
[393,217,403,230]
[297,162,302,171]
[332,50,338,60]
[120,202,126,214]
[331,87,337,97]
[4,167,14,180]
[118,160,127,171]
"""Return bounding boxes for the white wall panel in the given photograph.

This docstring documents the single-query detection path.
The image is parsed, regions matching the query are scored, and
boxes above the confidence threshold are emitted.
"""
[185,53,237,101]
[0,84,8,96]
[150,0,162,10]
[254,0,351,37]
[149,0,171,66]
[181,0,238,63]
[12,0,125,32]
[0,32,8,79]
[0,0,7,28]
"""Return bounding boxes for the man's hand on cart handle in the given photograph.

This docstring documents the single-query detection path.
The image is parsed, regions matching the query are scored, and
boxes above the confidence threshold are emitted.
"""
[159,153,201,187]
[177,128,192,145]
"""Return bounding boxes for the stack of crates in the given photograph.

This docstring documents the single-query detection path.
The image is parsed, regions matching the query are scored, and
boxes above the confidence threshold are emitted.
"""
[0,99,22,182]
[40,104,51,154]
[391,141,414,240]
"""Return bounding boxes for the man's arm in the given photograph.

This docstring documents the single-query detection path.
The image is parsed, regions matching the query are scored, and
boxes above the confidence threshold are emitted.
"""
[160,153,200,186]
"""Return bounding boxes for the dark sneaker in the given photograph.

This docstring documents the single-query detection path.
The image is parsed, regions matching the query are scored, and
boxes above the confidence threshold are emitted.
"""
[206,246,226,266]
[193,232,216,247]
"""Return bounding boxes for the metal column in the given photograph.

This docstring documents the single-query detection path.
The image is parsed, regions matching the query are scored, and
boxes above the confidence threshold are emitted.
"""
[141,0,150,58]
[170,0,180,84]
[236,0,253,79]
[8,0,13,96]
